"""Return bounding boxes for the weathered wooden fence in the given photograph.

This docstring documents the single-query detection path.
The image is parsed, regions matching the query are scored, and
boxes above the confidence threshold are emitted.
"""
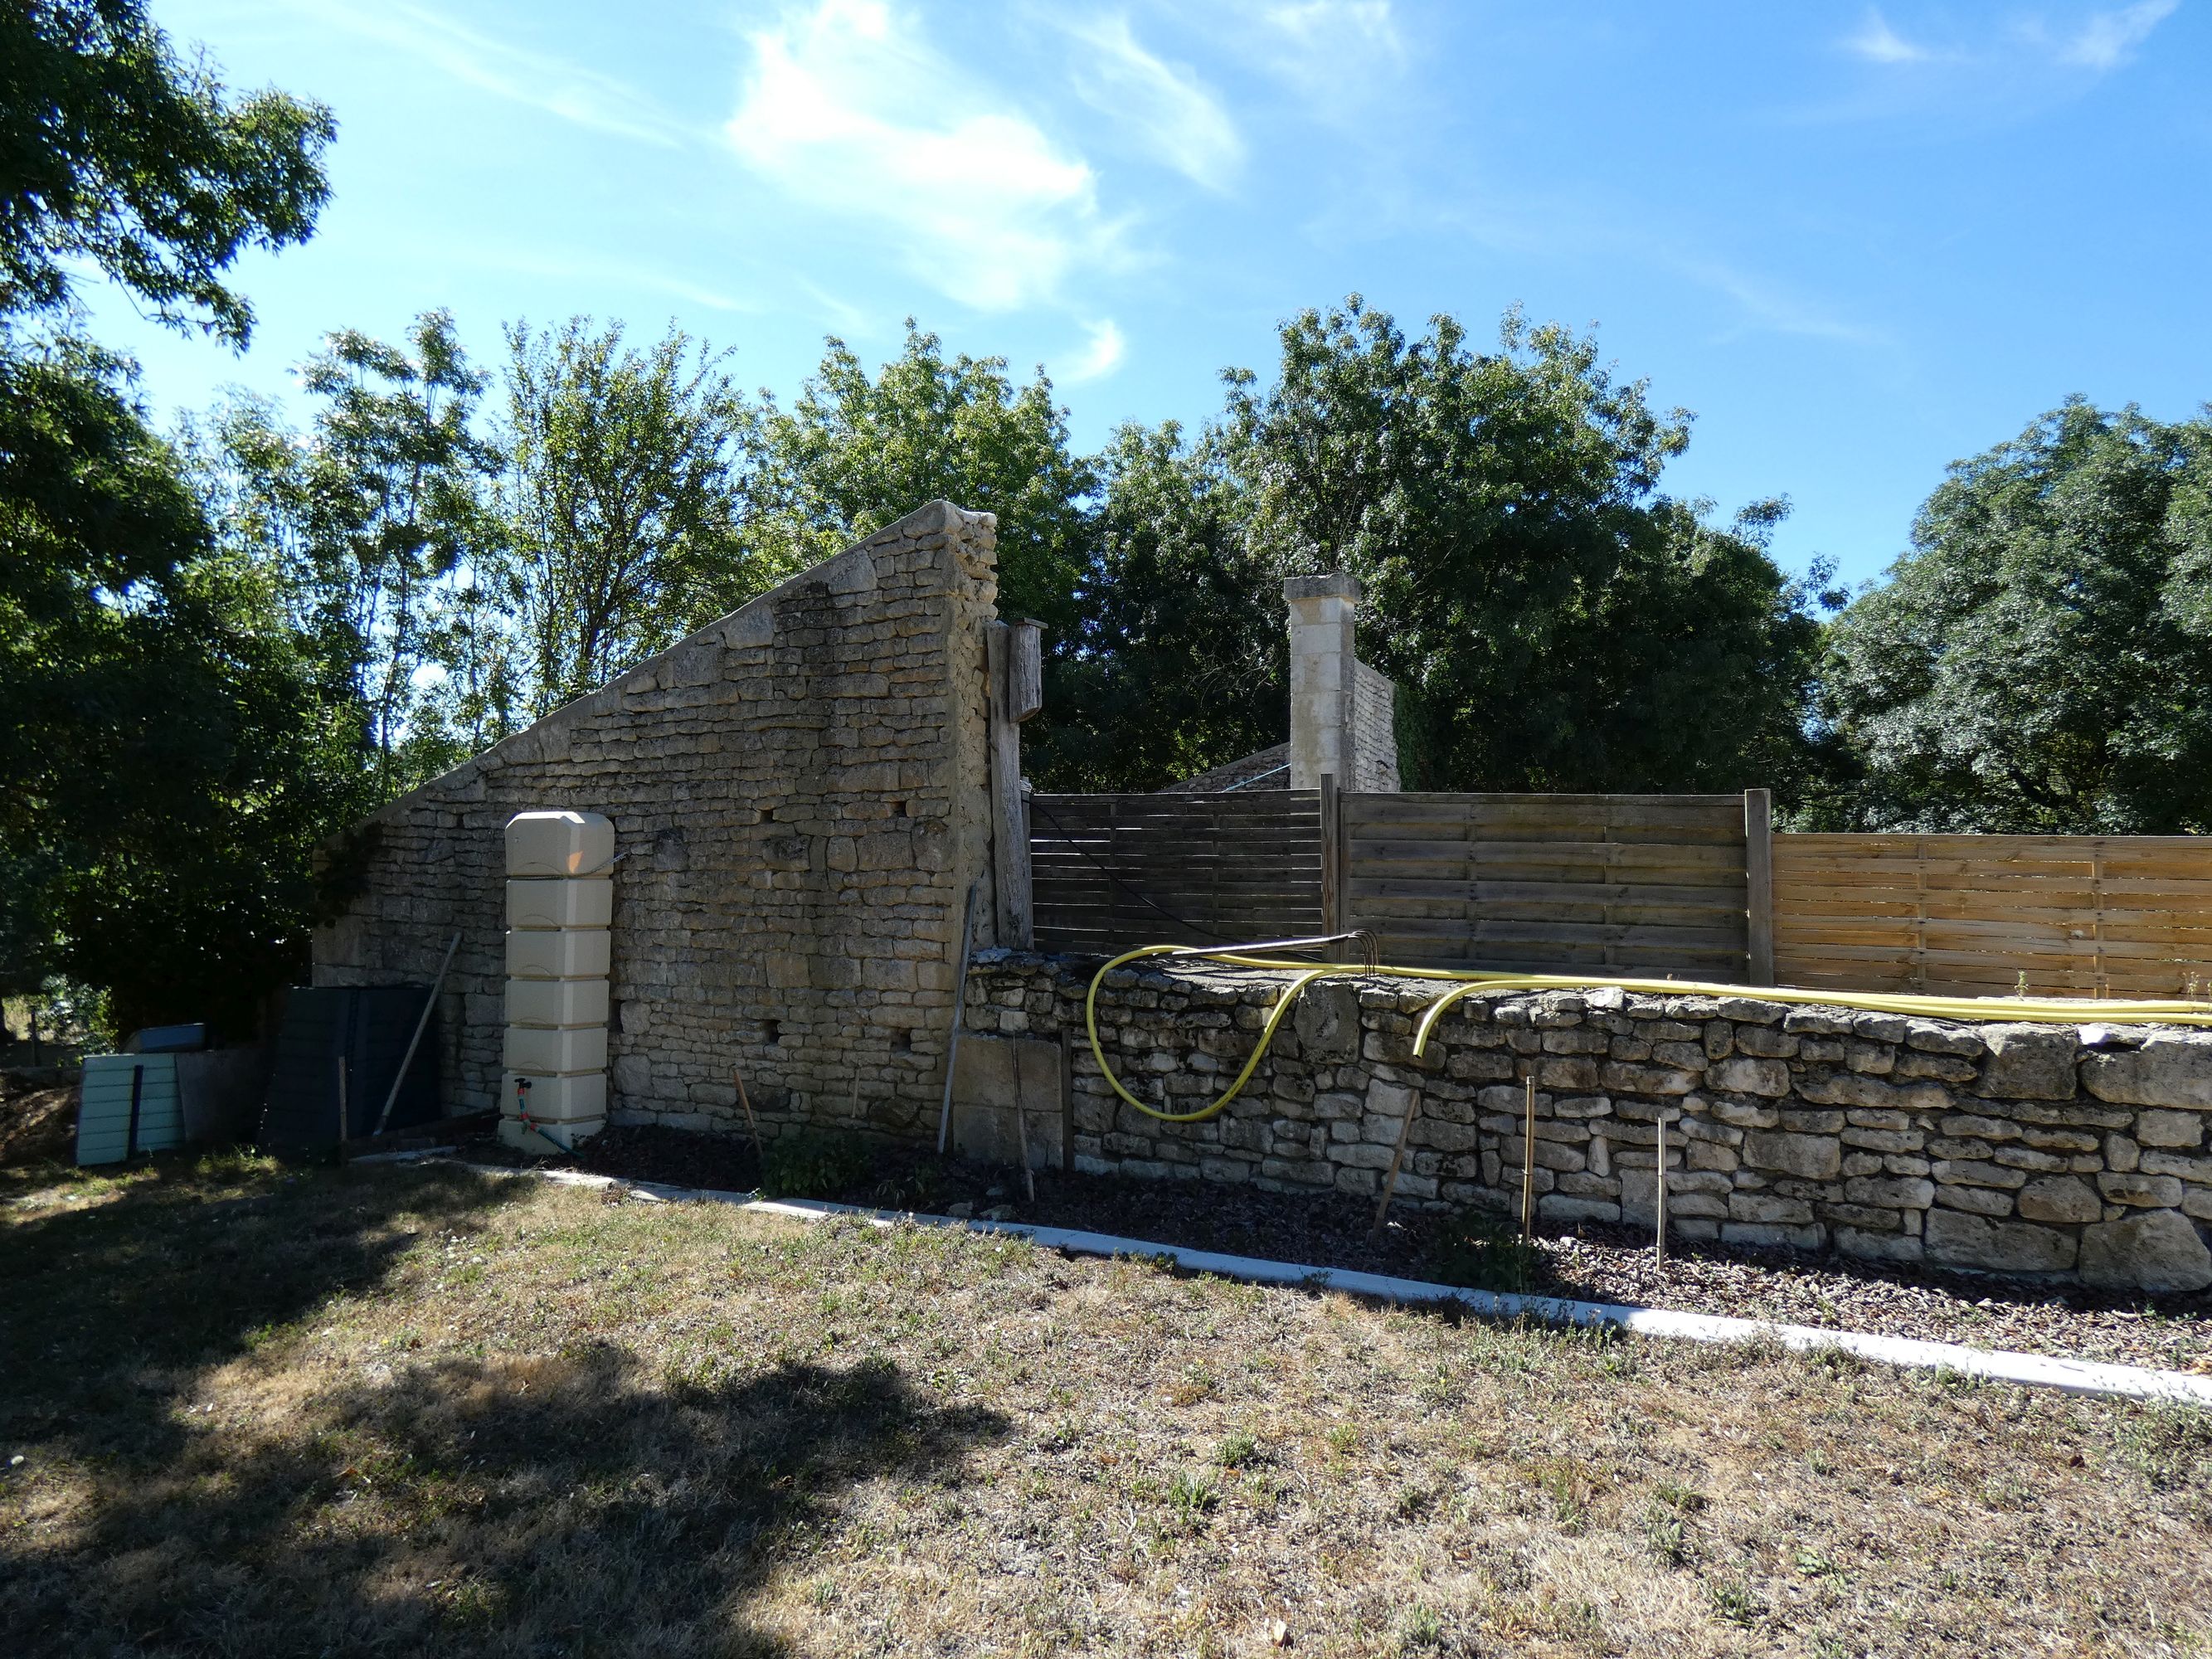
[1339,791,1761,978]
[1028,791,1324,956]
[1029,787,2212,999]
[1774,834,2212,999]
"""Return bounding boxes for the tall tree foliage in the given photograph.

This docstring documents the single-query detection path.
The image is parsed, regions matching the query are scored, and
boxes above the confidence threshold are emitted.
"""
[1814,401,2212,832]
[1043,299,1823,794]
[744,324,1096,639]
[0,1,335,1034]
[211,313,503,792]
[1028,421,1283,790]
[499,318,754,715]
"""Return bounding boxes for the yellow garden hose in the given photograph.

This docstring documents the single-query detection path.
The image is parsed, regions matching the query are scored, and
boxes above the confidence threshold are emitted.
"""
[1083,944,2212,1126]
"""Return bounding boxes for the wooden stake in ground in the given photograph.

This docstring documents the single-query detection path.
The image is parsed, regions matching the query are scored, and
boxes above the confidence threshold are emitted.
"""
[1368,1086,1422,1244]
[1655,1110,1670,1267]
[1521,1076,1537,1239]
[335,1056,348,1157]
[936,881,980,1156]
[1012,1045,1037,1205]
[732,1065,762,1156]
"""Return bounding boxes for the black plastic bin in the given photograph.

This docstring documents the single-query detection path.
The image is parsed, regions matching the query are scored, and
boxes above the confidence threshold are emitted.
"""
[260,986,440,1148]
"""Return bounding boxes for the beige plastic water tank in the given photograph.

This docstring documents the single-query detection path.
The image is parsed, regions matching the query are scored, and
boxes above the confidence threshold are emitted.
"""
[503,1024,609,1075]
[505,927,610,980]
[506,876,612,930]
[501,1069,607,1122]
[504,977,611,1029]
[505,810,615,877]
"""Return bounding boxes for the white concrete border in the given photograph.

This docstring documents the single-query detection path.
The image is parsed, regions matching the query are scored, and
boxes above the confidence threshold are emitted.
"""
[460,1162,2212,1408]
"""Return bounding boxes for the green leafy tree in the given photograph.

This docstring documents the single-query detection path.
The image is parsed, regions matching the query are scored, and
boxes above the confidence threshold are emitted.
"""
[1057,299,1821,794]
[1028,421,1285,790]
[1814,400,2212,832]
[211,313,503,792]
[1,0,333,343]
[744,324,1096,637]
[498,317,756,714]
[0,0,336,1036]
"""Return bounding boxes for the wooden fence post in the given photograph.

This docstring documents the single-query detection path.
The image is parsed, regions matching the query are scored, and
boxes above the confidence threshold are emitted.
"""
[1319,771,1343,935]
[1744,788,1774,986]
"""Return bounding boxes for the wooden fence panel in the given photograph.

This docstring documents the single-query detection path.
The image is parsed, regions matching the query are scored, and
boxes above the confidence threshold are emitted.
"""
[1028,792,1324,956]
[1773,834,2212,998]
[1341,792,1751,976]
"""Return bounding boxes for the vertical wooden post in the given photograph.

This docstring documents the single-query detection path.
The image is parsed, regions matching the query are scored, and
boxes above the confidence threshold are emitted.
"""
[1319,771,1343,936]
[986,621,1043,950]
[1655,1111,1670,1266]
[1743,788,1774,986]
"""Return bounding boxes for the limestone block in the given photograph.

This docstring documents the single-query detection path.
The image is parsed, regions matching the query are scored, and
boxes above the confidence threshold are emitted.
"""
[1729,1193,1814,1224]
[506,876,612,930]
[1844,1175,1934,1209]
[504,810,615,876]
[505,977,610,1029]
[1923,1209,2076,1274]
[2017,1175,2101,1224]
[1721,1221,1823,1250]
[1741,1129,1841,1180]
[1835,1225,1923,1263]
[1976,1025,2078,1100]
[2098,1171,2185,1208]
[611,1053,651,1096]
[2136,1108,2205,1149]
[2077,1210,2212,1295]
[2081,1037,2212,1108]
[506,927,610,980]
[1709,1056,1789,1097]
[2105,1133,2142,1173]
[1598,1062,1699,1096]
[1934,1184,2015,1218]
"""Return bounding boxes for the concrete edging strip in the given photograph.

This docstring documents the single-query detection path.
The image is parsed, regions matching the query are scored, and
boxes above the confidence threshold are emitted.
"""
[466,1161,2212,1408]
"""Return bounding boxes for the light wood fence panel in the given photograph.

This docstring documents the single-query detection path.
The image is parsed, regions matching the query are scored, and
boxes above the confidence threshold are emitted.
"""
[1028,792,1324,956]
[1341,793,1751,977]
[1773,834,2212,998]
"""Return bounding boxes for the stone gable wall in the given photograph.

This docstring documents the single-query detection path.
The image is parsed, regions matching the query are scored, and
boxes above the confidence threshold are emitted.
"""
[313,502,1001,1141]
[963,954,2212,1293]
[1351,659,1399,792]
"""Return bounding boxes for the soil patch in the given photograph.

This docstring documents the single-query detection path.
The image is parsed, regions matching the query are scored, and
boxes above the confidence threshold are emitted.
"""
[0,1071,77,1168]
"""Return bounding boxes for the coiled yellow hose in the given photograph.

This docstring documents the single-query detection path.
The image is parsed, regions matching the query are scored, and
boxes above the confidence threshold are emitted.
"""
[1083,944,2212,1126]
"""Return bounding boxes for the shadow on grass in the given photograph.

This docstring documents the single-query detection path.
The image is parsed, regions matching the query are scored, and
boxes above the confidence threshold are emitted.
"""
[0,1160,1008,1657]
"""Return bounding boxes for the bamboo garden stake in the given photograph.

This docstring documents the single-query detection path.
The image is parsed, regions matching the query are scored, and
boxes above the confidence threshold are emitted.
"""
[1655,1110,1670,1267]
[1520,1076,1537,1239]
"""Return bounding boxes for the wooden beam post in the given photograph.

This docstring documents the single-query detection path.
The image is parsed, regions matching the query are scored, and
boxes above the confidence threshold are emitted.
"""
[987,621,1043,949]
[1319,771,1343,936]
[1744,787,1774,986]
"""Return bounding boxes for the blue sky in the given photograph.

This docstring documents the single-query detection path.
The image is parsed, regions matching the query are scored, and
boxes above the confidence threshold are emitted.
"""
[91,0,2212,588]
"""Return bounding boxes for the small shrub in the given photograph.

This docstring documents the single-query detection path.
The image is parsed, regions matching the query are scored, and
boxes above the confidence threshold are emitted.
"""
[1213,1429,1260,1469]
[1166,1470,1218,1530]
[761,1131,874,1199]
[1433,1209,1546,1294]
[1397,1604,1444,1651]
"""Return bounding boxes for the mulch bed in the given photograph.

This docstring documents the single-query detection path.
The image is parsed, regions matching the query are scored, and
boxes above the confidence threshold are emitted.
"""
[0,1070,79,1168]
[467,1121,2212,1375]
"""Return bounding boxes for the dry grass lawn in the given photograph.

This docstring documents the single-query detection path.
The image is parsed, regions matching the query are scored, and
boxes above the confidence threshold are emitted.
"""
[2,1155,2209,1657]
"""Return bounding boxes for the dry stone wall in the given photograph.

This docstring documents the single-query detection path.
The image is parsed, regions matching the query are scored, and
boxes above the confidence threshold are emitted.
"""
[963,953,2212,1294]
[314,501,1001,1141]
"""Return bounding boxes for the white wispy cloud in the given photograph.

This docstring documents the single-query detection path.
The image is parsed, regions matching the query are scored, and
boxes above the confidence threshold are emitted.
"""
[1254,0,1402,89]
[1062,14,1243,192]
[1841,0,2180,74]
[726,0,1116,311]
[304,0,692,146]
[1062,318,1126,382]
[2054,0,2180,68]
[1842,10,1934,64]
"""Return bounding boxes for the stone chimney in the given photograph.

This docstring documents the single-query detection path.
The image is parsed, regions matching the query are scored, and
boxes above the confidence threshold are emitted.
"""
[1283,574,1401,793]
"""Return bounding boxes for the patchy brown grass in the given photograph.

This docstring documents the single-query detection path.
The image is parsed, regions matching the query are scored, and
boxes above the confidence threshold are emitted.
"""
[2,1155,2209,1657]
